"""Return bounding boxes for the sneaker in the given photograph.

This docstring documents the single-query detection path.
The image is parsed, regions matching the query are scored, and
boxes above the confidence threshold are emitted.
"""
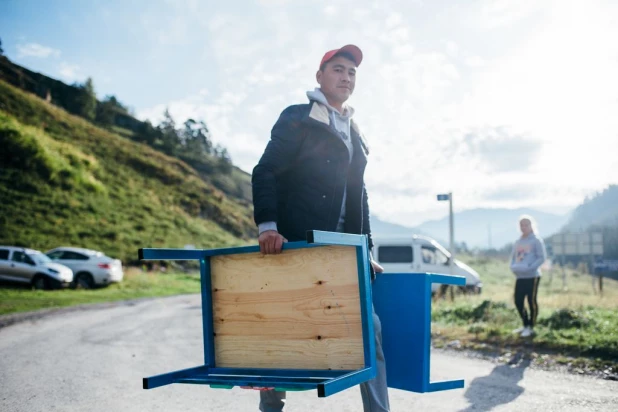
[512,327,525,334]
[520,327,533,337]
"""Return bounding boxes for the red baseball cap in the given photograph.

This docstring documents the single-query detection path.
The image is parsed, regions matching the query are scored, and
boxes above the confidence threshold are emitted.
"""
[319,44,363,69]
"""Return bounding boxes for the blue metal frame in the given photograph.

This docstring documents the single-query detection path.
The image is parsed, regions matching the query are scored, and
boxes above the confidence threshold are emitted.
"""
[200,258,215,366]
[139,231,376,397]
[372,272,465,393]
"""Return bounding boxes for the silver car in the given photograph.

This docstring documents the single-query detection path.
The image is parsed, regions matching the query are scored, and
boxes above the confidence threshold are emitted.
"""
[45,247,124,289]
[0,246,74,289]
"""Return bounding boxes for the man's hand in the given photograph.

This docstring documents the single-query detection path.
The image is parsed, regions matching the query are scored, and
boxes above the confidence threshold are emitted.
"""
[371,259,384,273]
[258,230,288,254]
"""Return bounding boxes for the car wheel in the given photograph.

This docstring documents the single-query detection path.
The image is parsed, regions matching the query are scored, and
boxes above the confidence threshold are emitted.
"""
[32,275,49,290]
[74,272,94,289]
[464,285,481,295]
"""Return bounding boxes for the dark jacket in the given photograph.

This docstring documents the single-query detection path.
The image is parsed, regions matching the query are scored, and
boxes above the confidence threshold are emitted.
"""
[252,100,373,249]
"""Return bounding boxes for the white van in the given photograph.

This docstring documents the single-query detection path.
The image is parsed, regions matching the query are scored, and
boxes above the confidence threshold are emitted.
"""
[372,235,482,294]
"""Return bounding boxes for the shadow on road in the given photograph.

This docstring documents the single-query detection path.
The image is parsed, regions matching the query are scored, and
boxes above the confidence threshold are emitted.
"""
[458,352,531,412]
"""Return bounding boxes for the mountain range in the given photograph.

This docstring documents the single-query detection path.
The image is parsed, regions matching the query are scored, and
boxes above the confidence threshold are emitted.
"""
[371,208,571,250]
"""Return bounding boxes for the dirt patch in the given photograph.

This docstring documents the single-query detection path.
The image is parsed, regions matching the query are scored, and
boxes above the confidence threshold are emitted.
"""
[433,334,618,382]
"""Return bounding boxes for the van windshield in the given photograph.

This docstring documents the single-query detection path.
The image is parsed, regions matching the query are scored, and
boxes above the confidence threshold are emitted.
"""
[431,241,451,258]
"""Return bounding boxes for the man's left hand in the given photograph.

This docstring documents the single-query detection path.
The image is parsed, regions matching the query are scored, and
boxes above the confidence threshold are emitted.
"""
[371,259,384,273]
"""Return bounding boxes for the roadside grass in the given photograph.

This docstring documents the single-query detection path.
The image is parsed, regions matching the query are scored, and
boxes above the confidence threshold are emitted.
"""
[0,267,201,316]
[432,255,618,376]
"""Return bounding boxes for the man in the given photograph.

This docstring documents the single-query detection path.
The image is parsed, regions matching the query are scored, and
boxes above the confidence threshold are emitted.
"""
[252,44,390,412]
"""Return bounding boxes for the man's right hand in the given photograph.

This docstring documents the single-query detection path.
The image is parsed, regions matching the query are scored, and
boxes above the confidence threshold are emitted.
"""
[258,230,288,254]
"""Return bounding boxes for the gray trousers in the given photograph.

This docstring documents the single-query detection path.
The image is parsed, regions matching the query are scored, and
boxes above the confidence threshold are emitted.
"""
[259,309,390,412]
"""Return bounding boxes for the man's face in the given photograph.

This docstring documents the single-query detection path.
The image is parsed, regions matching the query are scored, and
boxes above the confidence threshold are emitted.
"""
[316,55,357,106]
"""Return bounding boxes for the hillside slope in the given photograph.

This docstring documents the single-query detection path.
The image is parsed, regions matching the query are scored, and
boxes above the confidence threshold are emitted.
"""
[561,185,618,258]
[0,80,256,262]
[562,185,618,231]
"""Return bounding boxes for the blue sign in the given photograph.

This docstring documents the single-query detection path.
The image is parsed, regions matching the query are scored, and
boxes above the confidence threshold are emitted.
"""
[437,194,450,201]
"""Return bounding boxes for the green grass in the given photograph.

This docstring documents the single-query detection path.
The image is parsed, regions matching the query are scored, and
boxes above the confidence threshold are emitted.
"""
[110,125,135,139]
[0,80,256,263]
[0,268,201,315]
[432,255,618,367]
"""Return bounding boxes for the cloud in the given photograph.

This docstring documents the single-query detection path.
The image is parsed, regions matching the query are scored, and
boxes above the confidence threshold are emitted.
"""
[464,55,485,67]
[460,127,543,173]
[472,0,548,30]
[136,89,277,173]
[482,183,542,202]
[17,43,61,59]
[58,62,83,82]
[323,5,337,16]
[134,0,617,228]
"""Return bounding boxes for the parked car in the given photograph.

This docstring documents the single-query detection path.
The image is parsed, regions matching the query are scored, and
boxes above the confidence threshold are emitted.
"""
[45,247,124,289]
[372,235,483,295]
[0,246,73,289]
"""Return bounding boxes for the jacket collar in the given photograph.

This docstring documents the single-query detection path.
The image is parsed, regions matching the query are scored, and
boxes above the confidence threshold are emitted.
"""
[303,101,369,155]
[308,101,330,125]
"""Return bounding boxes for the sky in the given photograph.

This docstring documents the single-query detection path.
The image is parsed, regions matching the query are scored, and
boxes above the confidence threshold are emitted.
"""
[2,0,618,227]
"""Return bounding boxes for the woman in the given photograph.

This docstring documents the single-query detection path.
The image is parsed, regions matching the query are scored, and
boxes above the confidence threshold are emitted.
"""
[509,215,547,337]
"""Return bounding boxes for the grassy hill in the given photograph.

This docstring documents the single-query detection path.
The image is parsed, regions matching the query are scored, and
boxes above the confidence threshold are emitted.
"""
[0,80,256,263]
[560,185,618,259]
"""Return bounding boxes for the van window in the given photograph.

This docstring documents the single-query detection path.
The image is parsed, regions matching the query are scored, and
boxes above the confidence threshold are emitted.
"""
[421,246,449,265]
[377,246,413,263]
[0,249,9,260]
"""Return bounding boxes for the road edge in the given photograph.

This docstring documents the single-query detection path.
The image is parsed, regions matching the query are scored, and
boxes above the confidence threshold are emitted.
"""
[0,293,197,330]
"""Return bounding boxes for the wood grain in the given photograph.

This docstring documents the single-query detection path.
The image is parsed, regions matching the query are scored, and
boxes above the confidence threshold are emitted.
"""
[211,245,364,370]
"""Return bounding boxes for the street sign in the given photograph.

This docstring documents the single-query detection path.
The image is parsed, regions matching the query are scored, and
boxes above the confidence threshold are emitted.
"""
[437,194,450,201]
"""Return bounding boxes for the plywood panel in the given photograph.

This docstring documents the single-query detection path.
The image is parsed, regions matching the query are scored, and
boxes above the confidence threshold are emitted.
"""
[211,245,364,370]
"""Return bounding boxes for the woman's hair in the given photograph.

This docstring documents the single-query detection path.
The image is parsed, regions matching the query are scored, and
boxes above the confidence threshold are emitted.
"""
[518,214,539,234]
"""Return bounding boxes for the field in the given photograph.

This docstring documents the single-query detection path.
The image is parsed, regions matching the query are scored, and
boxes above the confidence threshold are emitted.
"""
[432,255,618,377]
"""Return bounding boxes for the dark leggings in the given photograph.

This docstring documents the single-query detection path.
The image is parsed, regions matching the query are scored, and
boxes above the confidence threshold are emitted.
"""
[514,277,540,327]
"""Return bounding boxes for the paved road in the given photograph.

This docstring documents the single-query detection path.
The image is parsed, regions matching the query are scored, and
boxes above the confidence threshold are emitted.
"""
[1,295,616,412]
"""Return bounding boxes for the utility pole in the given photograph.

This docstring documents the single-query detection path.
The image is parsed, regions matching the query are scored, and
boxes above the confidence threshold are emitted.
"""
[449,192,454,280]
[437,192,455,299]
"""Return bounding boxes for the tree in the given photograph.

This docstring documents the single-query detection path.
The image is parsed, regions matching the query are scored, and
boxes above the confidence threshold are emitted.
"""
[156,108,181,155]
[95,97,116,127]
[106,95,128,113]
[95,95,129,128]
[73,77,97,121]
[182,118,213,156]
[0,38,4,55]
[214,144,233,173]
[135,120,160,146]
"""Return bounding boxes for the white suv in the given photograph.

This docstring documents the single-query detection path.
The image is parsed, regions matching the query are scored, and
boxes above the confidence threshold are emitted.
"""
[45,247,124,289]
[0,246,73,289]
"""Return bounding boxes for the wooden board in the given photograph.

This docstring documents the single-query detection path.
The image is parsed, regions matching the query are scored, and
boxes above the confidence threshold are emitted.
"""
[211,245,364,370]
